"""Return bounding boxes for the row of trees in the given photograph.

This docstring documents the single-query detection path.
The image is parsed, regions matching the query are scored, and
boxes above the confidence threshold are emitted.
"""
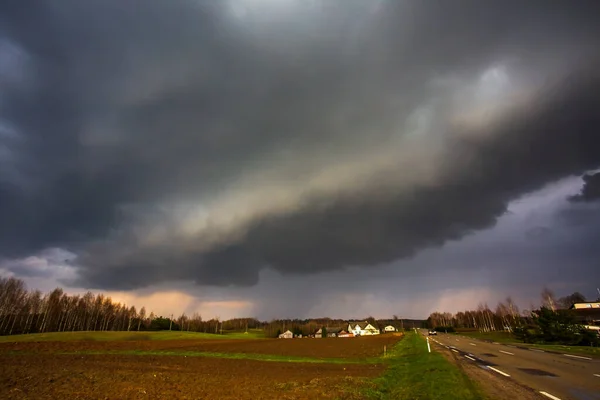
[427,288,599,346]
[0,277,263,336]
[1,276,427,338]
[427,296,522,333]
[4,277,403,337]
[0,277,160,335]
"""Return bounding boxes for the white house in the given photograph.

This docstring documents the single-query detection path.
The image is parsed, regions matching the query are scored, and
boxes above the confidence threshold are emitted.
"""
[278,330,293,339]
[348,322,380,336]
[383,325,397,333]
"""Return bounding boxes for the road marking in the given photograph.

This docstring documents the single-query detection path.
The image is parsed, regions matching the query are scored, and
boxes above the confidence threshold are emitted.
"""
[492,342,500,344]
[455,339,459,342]
[593,374,600,378]
[530,349,545,353]
[465,355,476,361]
[469,343,476,346]
[451,349,459,353]
[488,366,510,377]
[499,350,515,356]
[539,391,562,400]
[562,354,592,360]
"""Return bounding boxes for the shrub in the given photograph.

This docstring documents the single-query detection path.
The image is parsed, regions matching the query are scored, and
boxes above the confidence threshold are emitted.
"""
[515,307,600,346]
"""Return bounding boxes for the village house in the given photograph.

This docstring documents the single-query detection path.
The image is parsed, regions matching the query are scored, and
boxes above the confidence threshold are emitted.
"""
[315,327,343,338]
[570,303,600,328]
[278,330,293,339]
[348,322,380,336]
[383,325,397,333]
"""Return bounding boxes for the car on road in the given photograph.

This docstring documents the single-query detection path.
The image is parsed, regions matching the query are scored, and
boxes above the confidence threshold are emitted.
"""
[428,330,437,336]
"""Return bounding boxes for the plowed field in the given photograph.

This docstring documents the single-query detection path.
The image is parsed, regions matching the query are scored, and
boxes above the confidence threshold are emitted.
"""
[0,334,400,358]
[0,334,403,399]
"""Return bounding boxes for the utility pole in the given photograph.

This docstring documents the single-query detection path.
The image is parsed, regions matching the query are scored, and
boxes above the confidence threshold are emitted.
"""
[169,314,173,331]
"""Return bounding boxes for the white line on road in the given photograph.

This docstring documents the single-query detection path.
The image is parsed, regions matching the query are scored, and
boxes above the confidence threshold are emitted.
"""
[530,349,545,353]
[488,366,510,377]
[492,342,500,344]
[562,354,592,360]
[593,374,600,378]
[469,343,476,346]
[539,391,562,400]
[455,339,459,342]
[499,350,514,355]
[465,355,476,361]
[451,349,459,353]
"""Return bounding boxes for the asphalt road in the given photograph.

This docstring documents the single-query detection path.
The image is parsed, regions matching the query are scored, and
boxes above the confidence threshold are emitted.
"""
[420,330,600,400]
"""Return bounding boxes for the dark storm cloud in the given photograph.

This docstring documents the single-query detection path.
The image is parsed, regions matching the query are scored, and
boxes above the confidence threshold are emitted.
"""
[1,1,600,289]
[569,172,600,203]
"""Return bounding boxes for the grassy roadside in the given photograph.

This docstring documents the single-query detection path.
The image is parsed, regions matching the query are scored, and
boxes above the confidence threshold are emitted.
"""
[0,330,265,342]
[455,331,600,357]
[526,343,600,357]
[362,332,486,400]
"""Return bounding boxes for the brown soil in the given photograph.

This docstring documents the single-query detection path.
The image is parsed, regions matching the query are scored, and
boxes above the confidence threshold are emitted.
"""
[0,336,399,399]
[0,335,401,359]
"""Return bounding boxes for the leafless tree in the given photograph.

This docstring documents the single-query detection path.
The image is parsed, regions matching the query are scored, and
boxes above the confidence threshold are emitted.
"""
[541,287,557,312]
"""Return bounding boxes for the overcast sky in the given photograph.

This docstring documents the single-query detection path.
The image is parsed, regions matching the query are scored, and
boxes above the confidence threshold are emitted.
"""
[1,0,600,320]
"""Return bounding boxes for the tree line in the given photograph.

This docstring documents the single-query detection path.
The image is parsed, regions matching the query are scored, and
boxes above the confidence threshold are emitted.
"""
[1,277,423,337]
[426,288,599,346]
[0,277,423,337]
[0,277,262,336]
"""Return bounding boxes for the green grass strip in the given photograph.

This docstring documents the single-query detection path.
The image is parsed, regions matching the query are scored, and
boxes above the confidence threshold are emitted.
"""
[527,343,599,357]
[362,332,486,400]
[39,349,380,364]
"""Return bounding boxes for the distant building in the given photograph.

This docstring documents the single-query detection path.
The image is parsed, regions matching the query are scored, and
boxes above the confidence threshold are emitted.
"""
[383,325,397,333]
[278,330,293,339]
[315,327,343,338]
[570,302,600,309]
[569,303,600,327]
[338,330,354,338]
[348,322,380,336]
